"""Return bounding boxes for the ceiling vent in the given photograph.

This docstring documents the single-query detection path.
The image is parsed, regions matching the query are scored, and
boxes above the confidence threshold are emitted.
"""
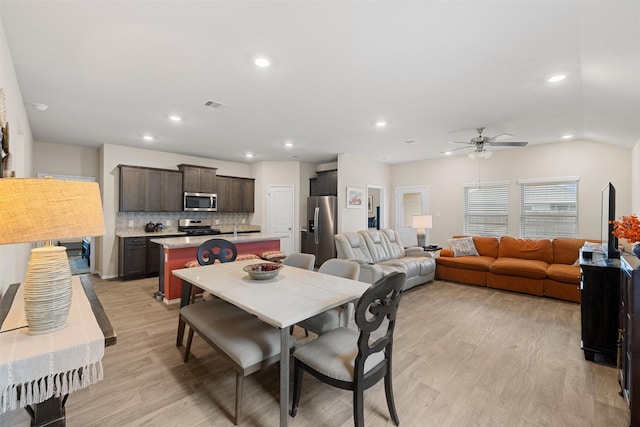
[204,100,226,109]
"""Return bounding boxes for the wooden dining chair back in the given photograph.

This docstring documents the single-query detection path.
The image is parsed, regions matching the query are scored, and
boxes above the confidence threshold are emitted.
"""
[290,271,406,427]
[296,258,360,335]
[179,239,294,425]
[197,238,238,265]
[281,252,315,270]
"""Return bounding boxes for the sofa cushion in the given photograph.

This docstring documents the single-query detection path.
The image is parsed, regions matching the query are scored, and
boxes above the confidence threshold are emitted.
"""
[552,238,587,265]
[449,237,479,257]
[451,236,499,258]
[498,236,553,264]
[489,257,549,279]
[361,230,397,263]
[547,264,581,284]
[335,232,373,263]
[436,255,495,272]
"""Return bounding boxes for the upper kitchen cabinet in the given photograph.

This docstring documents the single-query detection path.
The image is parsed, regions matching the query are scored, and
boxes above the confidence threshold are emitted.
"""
[119,165,183,212]
[178,164,217,193]
[216,175,255,212]
[316,169,337,196]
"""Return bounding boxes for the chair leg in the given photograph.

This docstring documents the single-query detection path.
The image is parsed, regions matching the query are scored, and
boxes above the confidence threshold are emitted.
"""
[353,386,365,427]
[234,373,243,425]
[184,327,195,362]
[290,359,303,417]
[384,370,400,426]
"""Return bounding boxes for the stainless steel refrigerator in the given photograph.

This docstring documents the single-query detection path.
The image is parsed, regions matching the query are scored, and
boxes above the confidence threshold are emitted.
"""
[304,196,337,266]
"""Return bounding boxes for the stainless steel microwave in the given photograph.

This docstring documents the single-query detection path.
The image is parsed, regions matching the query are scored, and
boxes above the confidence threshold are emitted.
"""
[184,192,217,212]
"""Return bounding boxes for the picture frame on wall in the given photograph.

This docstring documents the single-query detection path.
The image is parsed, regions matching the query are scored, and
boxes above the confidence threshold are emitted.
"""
[346,187,363,208]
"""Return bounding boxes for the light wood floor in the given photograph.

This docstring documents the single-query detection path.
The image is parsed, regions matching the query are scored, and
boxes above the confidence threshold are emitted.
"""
[0,276,630,427]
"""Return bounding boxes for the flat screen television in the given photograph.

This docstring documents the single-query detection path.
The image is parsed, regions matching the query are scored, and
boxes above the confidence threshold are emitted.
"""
[601,182,620,259]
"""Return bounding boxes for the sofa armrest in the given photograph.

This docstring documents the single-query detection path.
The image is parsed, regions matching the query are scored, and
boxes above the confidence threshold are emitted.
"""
[356,263,384,284]
[405,246,424,256]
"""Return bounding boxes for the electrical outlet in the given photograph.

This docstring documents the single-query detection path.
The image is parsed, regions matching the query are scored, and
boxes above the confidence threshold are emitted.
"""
[128,220,134,227]
[215,219,220,225]
[165,220,171,226]
[242,218,246,224]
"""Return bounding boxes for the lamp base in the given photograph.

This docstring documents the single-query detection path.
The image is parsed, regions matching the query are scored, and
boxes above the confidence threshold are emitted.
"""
[23,246,72,335]
[416,229,427,248]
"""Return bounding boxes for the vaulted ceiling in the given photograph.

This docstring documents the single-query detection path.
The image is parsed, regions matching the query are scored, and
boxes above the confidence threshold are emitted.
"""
[1,1,639,164]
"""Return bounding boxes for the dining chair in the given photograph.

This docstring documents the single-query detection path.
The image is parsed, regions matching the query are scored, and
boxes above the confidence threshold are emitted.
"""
[281,252,315,270]
[296,258,360,335]
[290,271,406,427]
[179,239,295,425]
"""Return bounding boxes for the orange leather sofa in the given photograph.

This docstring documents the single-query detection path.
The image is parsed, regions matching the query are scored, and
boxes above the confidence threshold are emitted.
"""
[436,236,592,303]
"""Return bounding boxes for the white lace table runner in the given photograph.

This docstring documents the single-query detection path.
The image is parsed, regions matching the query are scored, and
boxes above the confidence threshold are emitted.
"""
[0,277,105,414]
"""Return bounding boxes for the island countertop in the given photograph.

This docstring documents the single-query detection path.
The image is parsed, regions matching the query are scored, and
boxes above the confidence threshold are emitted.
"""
[151,233,282,249]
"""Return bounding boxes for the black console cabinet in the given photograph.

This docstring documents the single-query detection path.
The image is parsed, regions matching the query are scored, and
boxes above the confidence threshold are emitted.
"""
[620,254,640,427]
[580,249,621,365]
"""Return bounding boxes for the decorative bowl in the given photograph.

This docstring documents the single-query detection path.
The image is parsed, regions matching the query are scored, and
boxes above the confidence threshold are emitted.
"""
[243,263,283,280]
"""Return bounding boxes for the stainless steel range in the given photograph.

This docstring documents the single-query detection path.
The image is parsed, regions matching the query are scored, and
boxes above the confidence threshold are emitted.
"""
[178,219,221,236]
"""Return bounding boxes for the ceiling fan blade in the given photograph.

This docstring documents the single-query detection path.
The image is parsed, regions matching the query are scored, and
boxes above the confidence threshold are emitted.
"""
[447,141,473,145]
[488,141,528,147]
[487,133,514,143]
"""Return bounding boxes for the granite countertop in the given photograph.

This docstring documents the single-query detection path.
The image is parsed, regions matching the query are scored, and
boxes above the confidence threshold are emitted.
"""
[150,233,282,249]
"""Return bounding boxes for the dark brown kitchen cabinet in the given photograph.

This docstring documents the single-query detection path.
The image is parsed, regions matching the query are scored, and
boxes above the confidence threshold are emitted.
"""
[119,235,180,280]
[119,165,183,212]
[215,175,255,212]
[146,169,183,212]
[119,166,145,212]
[316,169,337,196]
[178,164,217,193]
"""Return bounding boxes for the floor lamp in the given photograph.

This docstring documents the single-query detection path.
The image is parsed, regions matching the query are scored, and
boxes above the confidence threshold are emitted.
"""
[0,178,104,334]
[412,215,432,248]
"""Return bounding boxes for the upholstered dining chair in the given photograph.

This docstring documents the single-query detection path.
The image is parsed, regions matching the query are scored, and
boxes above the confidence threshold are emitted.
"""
[290,271,406,427]
[281,252,315,270]
[296,258,360,335]
[179,238,295,425]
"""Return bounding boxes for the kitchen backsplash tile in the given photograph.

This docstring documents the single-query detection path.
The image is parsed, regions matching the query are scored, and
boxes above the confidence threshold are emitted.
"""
[116,212,253,233]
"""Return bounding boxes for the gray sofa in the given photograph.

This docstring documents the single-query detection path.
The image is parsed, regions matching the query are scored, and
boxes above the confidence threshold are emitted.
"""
[334,229,436,291]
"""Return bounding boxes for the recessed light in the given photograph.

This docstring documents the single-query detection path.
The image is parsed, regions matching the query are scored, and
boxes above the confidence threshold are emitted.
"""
[245,153,254,158]
[284,141,294,148]
[32,103,48,111]
[405,140,416,144]
[444,151,452,156]
[562,134,574,139]
[254,57,271,68]
[375,121,387,128]
[547,74,567,83]
[168,115,182,122]
[143,135,154,141]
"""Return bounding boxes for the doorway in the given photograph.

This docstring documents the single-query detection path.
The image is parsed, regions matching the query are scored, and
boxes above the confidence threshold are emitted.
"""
[267,184,295,254]
[366,185,384,230]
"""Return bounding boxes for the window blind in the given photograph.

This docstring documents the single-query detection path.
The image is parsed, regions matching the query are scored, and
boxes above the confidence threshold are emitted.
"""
[464,183,509,237]
[520,180,578,239]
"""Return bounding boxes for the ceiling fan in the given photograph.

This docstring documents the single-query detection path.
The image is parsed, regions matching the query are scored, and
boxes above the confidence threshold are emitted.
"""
[443,127,528,159]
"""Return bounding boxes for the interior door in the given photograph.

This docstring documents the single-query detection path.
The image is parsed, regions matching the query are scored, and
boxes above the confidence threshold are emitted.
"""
[268,185,295,254]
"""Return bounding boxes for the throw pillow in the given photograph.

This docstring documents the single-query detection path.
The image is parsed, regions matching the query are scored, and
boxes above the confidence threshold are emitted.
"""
[449,237,479,257]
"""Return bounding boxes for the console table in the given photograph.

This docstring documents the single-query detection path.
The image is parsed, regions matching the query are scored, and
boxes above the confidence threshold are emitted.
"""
[0,275,116,426]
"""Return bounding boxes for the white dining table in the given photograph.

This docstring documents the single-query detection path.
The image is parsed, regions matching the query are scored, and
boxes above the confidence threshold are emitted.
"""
[172,259,370,427]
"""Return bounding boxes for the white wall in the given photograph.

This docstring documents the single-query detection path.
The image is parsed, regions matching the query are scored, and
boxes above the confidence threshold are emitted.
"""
[337,153,392,233]
[99,143,252,278]
[33,140,99,178]
[0,9,34,295]
[392,139,632,246]
[632,139,640,214]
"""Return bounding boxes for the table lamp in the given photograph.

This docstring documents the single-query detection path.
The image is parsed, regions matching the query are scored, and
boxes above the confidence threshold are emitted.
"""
[0,178,104,334]
[412,215,432,248]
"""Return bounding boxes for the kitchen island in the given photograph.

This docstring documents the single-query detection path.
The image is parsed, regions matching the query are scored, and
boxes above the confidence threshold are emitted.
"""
[151,233,282,303]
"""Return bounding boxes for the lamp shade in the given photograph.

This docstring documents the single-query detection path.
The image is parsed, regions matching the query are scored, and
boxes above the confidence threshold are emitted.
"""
[0,178,104,244]
[411,215,432,229]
